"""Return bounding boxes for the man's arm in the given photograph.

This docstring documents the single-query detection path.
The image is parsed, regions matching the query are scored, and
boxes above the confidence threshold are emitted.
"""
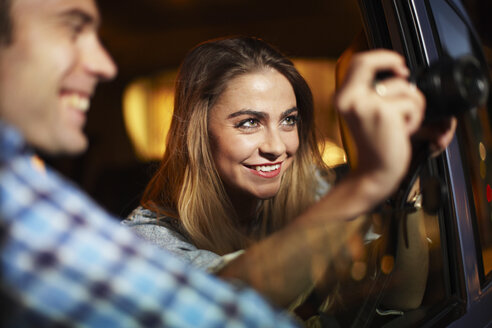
[0,151,298,328]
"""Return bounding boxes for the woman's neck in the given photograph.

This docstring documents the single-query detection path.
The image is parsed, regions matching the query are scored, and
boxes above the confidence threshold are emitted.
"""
[226,190,260,229]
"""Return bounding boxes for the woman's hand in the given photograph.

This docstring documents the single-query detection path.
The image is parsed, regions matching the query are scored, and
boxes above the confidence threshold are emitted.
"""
[334,50,426,202]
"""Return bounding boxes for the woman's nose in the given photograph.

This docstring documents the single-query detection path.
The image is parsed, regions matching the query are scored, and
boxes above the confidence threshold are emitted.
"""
[259,129,286,161]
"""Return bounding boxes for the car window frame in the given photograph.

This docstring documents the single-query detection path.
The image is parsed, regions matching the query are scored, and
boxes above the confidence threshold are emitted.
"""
[355,0,492,326]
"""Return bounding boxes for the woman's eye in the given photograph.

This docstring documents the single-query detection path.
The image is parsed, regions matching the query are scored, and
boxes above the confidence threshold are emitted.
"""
[282,115,298,126]
[237,118,260,129]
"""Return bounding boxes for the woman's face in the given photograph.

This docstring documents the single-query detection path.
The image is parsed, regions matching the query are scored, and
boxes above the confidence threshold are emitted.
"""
[208,68,299,201]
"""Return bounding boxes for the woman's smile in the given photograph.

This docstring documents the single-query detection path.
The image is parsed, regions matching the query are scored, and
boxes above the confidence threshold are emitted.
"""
[244,162,282,178]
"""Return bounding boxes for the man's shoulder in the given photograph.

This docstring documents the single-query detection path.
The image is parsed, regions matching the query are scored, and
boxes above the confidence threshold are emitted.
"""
[0,120,28,163]
[0,147,119,229]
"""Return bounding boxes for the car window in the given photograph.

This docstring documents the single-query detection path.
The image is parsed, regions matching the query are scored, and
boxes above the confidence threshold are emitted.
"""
[428,0,492,284]
[354,0,492,326]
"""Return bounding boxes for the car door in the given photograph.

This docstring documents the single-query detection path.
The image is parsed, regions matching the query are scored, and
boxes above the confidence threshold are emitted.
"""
[356,0,492,327]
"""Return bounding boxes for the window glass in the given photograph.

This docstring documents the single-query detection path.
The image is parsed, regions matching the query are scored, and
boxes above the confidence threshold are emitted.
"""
[430,1,472,57]
[429,0,492,282]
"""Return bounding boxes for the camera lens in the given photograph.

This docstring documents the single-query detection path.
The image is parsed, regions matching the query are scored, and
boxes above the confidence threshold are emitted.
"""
[459,58,487,103]
[414,55,489,121]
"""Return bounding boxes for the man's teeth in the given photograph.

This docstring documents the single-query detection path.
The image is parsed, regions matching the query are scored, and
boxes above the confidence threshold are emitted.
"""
[254,164,280,172]
[64,94,90,112]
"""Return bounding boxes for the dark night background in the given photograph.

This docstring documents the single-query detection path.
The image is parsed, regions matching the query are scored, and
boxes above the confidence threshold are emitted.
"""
[45,0,491,219]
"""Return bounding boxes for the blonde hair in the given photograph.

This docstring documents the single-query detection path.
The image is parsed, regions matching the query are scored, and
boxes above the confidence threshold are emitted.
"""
[142,36,328,255]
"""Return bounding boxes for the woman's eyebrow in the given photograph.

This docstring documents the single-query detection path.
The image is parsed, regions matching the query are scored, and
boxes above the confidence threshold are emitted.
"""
[280,107,299,118]
[227,110,267,120]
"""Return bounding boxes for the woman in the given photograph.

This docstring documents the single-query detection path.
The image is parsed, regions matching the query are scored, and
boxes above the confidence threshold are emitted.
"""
[123,36,454,309]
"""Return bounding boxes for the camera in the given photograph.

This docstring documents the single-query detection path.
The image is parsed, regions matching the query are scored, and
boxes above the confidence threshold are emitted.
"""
[412,55,489,121]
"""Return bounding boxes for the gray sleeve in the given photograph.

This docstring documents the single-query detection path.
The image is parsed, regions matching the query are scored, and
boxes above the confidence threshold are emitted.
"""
[122,207,225,271]
[130,223,224,271]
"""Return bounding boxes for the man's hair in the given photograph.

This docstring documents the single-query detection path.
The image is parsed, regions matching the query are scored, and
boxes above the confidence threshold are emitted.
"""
[0,0,13,45]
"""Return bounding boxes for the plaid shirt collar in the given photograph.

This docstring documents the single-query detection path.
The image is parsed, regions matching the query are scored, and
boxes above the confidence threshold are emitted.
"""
[0,120,33,163]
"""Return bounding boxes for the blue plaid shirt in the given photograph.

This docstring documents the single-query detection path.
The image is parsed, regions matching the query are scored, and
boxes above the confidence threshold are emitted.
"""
[0,121,298,327]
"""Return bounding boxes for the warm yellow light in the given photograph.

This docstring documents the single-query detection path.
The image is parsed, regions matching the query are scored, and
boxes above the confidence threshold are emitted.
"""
[319,140,347,167]
[123,82,150,159]
[480,141,487,161]
[123,71,177,161]
[381,255,395,274]
[123,59,345,163]
[295,59,346,167]
[294,59,340,143]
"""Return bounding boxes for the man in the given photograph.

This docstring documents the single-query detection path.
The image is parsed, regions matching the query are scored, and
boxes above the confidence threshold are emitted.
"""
[0,0,298,326]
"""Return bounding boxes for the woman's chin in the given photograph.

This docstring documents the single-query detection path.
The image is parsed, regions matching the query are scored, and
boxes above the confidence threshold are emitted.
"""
[252,187,281,200]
